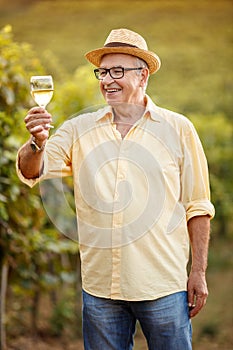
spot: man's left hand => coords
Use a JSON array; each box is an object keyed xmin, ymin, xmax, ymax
[{"xmin": 187, "ymin": 270, "xmax": 208, "ymax": 318}]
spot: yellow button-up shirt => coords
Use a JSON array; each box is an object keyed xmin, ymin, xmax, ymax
[{"xmin": 17, "ymin": 96, "xmax": 215, "ymax": 301}]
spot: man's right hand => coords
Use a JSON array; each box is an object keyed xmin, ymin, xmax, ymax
[{"xmin": 25, "ymin": 107, "xmax": 53, "ymax": 143}]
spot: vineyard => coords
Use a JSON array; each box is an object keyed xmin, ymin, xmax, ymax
[{"xmin": 0, "ymin": 1, "xmax": 232, "ymax": 349}]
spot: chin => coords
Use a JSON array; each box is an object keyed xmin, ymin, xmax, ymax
[{"xmin": 106, "ymin": 98, "xmax": 122, "ymax": 106}]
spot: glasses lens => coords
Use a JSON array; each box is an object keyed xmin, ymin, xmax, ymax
[
  {"xmin": 94, "ymin": 67, "xmax": 125, "ymax": 80},
  {"xmin": 94, "ymin": 69, "xmax": 105, "ymax": 80},
  {"xmin": 110, "ymin": 67, "xmax": 124, "ymax": 79}
]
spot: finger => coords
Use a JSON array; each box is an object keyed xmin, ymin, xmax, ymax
[
  {"xmin": 25, "ymin": 116, "xmax": 51, "ymax": 141},
  {"xmin": 187, "ymin": 288, "xmax": 195, "ymax": 309},
  {"xmin": 25, "ymin": 111, "xmax": 52, "ymax": 124},
  {"xmin": 189, "ymin": 295, "xmax": 207, "ymax": 318},
  {"xmin": 30, "ymin": 124, "xmax": 48, "ymax": 134},
  {"xmin": 26, "ymin": 117, "xmax": 52, "ymax": 131},
  {"xmin": 25, "ymin": 112, "xmax": 52, "ymax": 132},
  {"xmin": 28, "ymin": 106, "xmax": 46, "ymax": 114}
]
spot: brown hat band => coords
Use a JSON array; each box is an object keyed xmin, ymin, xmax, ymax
[{"xmin": 104, "ymin": 42, "xmax": 138, "ymax": 48}]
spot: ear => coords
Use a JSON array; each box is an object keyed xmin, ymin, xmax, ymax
[{"xmin": 140, "ymin": 67, "xmax": 149, "ymax": 88}]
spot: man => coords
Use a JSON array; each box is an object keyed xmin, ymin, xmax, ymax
[{"xmin": 17, "ymin": 28, "xmax": 215, "ymax": 349}]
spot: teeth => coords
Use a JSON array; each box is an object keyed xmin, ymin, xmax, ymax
[{"xmin": 106, "ymin": 89, "xmax": 120, "ymax": 92}]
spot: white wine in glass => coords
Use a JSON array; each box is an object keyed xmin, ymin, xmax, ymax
[{"xmin": 30, "ymin": 75, "xmax": 54, "ymax": 128}]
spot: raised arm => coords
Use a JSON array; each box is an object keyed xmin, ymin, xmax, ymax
[{"xmin": 18, "ymin": 107, "xmax": 53, "ymax": 179}]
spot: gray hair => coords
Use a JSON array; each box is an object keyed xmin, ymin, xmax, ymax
[
  {"xmin": 135, "ymin": 57, "xmax": 149, "ymax": 91},
  {"xmin": 136, "ymin": 57, "xmax": 149, "ymax": 69}
]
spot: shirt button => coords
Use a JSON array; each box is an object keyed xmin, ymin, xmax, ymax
[{"xmin": 118, "ymin": 173, "xmax": 126, "ymax": 180}]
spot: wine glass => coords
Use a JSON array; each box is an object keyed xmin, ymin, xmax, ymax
[{"xmin": 30, "ymin": 75, "xmax": 54, "ymax": 128}]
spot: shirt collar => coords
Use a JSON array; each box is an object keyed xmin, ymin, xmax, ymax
[
  {"xmin": 95, "ymin": 105, "xmax": 113, "ymax": 122},
  {"xmin": 144, "ymin": 95, "xmax": 161, "ymax": 122}
]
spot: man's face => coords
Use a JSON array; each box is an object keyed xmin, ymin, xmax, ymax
[{"xmin": 99, "ymin": 53, "xmax": 148, "ymax": 106}]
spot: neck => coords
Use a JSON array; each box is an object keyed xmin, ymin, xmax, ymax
[{"xmin": 112, "ymin": 97, "xmax": 147, "ymax": 123}]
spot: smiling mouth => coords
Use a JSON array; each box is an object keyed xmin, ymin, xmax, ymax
[{"xmin": 105, "ymin": 88, "xmax": 121, "ymax": 93}]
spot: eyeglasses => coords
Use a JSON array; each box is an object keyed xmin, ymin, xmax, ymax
[{"xmin": 94, "ymin": 66, "xmax": 143, "ymax": 80}]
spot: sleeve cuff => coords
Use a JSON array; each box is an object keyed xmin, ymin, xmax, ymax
[
  {"xmin": 16, "ymin": 150, "xmax": 48, "ymax": 188},
  {"xmin": 186, "ymin": 199, "xmax": 215, "ymax": 222}
]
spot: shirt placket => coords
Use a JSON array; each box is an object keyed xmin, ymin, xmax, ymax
[
  {"xmin": 110, "ymin": 141, "xmax": 128, "ymax": 298},
  {"xmin": 110, "ymin": 118, "xmax": 145, "ymax": 298}
]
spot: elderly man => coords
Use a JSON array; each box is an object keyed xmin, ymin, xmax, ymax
[{"xmin": 17, "ymin": 28, "xmax": 215, "ymax": 350}]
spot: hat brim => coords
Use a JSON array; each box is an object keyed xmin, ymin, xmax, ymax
[{"xmin": 85, "ymin": 47, "xmax": 161, "ymax": 75}]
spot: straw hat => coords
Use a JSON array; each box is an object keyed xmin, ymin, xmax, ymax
[{"xmin": 85, "ymin": 28, "xmax": 161, "ymax": 75}]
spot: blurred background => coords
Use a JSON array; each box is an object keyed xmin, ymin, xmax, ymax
[{"xmin": 0, "ymin": 0, "xmax": 232, "ymax": 349}]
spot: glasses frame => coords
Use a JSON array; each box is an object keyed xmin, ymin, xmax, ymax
[{"xmin": 94, "ymin": 66, "xmax": 144, "ymax": 80}]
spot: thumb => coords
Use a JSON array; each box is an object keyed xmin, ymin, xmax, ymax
[{"xmin": 188, "ymin": 284, "xmax": 195, "ymax": 308}]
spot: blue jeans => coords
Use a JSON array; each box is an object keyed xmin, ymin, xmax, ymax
[{"xmin": 82, "ymin": 290, "xmax": 192, "ymax": 350}]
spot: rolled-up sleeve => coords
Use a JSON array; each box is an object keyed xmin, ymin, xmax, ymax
[{"xmin": 180, "ymin": 121, "xmax": 215, "ymax": 221}]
